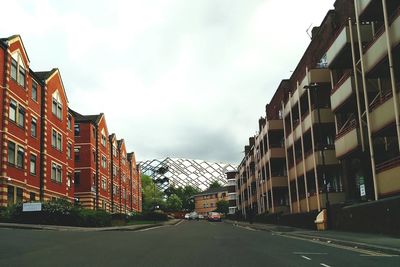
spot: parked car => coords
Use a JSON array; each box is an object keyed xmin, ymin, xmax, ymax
[
  {"xmin": 189, "ymin": 212, "xmax": 199, "ymax": 220},
  {"xmin": 198, "ymin": 214, "xmax": 204, "ymax": 220},
  {"xmin": 184, "ymin": 213, "xmax": 190, "ymax": 220},
  {"xmin": 208, "ymin": 212, "xmax": 222, "ymax": 222}
]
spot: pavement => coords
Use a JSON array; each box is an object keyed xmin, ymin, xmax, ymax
[
  {"xmin": 1, "ymin": 220, "xmax": 399, "ymax": 267},
  {"xmin": 0, "ymin": 219, "xmax": 181, "ymax": 232},
  {"xmin": 224, "ymin": 219, "xmax": 400, "ymax": 255}
]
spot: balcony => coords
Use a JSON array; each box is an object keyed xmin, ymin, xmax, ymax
[
  {"xmin": 267, "ymin": 119, "xmax": 283, "ymax": 130},
  {"xmin": 357, "ymin": 0, "xmax": 372, "ymax": 16},
  {"xmin": 376, "ymin": 157, "xmax": 400, "ymax": 197},
  {"xmin": 369, "ymin": 91, "xmax": 398, "ymax": 133},
  {"xmin": 363, "ymin": 10, "xmax": 400, "ymax": 74},
  {"xmin": 327, "ymin": 25, "xmax": 373, "ymax": 69},
  {"xmin": 331, "ymin": 72, "xmax": 354, "ymax": 111},
  {"xmin": 270, "ymin": 176, "xmax": 288, "ymax": 188},
  {"xmin": 315, "ymin": 149, "xmax": 339, "ymax": 166},
  {"xmin": 267, "ymin": 147, "xmax": 285, "ymax": 160},
  {"xmin": 335, "ymin": 120, "xmax": 360, "ymax": 158}
]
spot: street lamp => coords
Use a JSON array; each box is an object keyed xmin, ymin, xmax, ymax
[{"xmin": 304, "ymin": 83, "xmax": 331, "ymax": 229}]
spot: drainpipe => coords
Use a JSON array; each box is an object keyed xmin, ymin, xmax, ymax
[
  {"xmin": 282, "ymin": 101, "xmax": 293, "ymax": 213},
  {"xmin": 354, "ymin": 0, "xmax": 378, "ymax": 200},
  {"xmin": 382, "ymin": 0, "xmax": 400, "ymax": 152},
  {"xmin": 348, "ymin": 17, "xmax": 366, "ymax": 151}
]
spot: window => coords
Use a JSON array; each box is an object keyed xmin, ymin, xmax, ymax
[
  {"xmin": 7, "ymin": 186, "xmax": 14, "ymax": 205},
  {"xmin": 74, "ymin": 172, "xmax": 80, "ymax": 186},
  {"xmin": 101, "ymin": 155, "xmax": 107, "ymax": 169},
  {"xmin": 74, "ymin": 124, "xmax": 80, "ymax": 136},
  {"xmin": 31, "ymin": 118, "xmax": 37, "ymax": 137},
  {"xmin": 67, "ymin": 143, "xmax": 72, "ymax": 159},
  {"xmin": 16, "ymin": 187, "xmax": 23, "ymax": 203},
  {"xmin": 101, "ymin": 178, "xmax": 107, "ymax": 190},
  {"xmin": 30, "ymin": 154, "xmax": 37, "ymax": 175},
  {"xmin": 211, "ymin": 203, "xmax": 214, "ymax": 208},
  {"xmin": 67, "ymin": 115, "xmax": 72, "ymax": 130},
  {"xmin": 30, "ymin": 192, "xmax": 36, "ymax": 202},
  {"xmin": 18, "ymin": 66, "xmax": 26, "ymax": 87},
  {"xmin": 112, "ymin": 145, "xmax": 117, "ymax": 157},
  {"xmin": 8, "ymin": 141, "xmax": 24, "ymax": 168},
  {"xmin": 10, "ymin": 53, "xmax": 26, "ymax": 87},
  {"xmin": 113, "ymin": 165, "xmax": 117, "ymax": 177},
  {"xmin": 11, "ymin": 58, "xmax": 17, "ymax": 80},
  {"xmin": 52, "ymin": 97, "xmax": 62, "ymax": 120},
  {"xmin": 67, "ymin": 172, "xmax": 72, "ymax": 188},
  {"xmin": 101, "ymin": 134, "xmax": 107, "ymax": 147},
  {"xmin": 9, "ymin": 99, "xmax": 17, "ymax": 122},
  {"xmin": 122, "ymin": 189, "xmax": 126, "ymax": 199},
  {"xmin": 74, "ymin": 147, "xmax": 80, "ymax": 161},
  {"xmin": 51, "ymin": 129, "xmax": 62, "ymax": 151},
  {"xmin": 32, "ymin": 82, "xmax": 38, "ymax": 101},
  {"xmin": 51, "ymin": 163, "xmax": 62, "ymax": 183},
  {"xmin": 9, "ymin": 99, "xmax": 25, "ymax": 127}
]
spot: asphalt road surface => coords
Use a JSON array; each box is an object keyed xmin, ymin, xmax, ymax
[{"xmin": 0, "ymin": 220, "xmax": 399, "ymax": 267}]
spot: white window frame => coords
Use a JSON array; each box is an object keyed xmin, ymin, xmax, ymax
[
  {"xmin": 51, "ymin": 162, "xmax": 62, "ymax": 183},
  {"xmin": 51, "ymin": 128, "xmax": 62, "ymax": 151}
]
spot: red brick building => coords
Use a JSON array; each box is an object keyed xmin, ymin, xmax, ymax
[
  {"xmin": 71, "ymin": 111, "xmax": 111, "ymax": 211},
  {"xmin": 0, "ymin": 34, "xmax": 141, "ymax": 213},
  {"xmin": 128, "ymin": 152, "xmax": 142, "ymax": 212},
  {"xmin": 0, "ymin": 35, "xmax": 74, "ymax": 206}
]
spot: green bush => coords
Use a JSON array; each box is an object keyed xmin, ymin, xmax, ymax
[{"xmin": 75, "ymin": 209, "xmax": 111, "ymax": 227}]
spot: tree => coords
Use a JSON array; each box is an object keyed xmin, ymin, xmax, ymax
[
  {"xmin": 165, "ymin": 185, "xmax": 200, "ymax": 212},
  {"xmin": 215, "ymin": 200, "xmax": 229, "ymax": 215},
  {"xmin": 165, "ymin": 194, "xmax": 183, "ymax": 211},
  {"xmin": 208, "ymin": 181, "xmax": 223, "ymax": 190},
  {"xmin": 141, "ymin": 174, "xmax": 165, "ymax": 212}
]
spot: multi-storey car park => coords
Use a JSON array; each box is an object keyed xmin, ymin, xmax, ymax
[{"xmin": 236, "ymin": 0, "xmax": 400, "ymax": 218}]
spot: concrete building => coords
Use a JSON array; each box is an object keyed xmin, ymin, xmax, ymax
[
  {"xmin": 236, "ymin": 0, "xmax": 400, "ymax": 217},
  {"xmin": 226, "ymin": 171, "xmax": 237, "ymax": 215}
]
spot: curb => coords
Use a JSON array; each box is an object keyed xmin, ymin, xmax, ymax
[
  {"xmin": 0, "ymin": 219, "xmax": 182, "ymax": 232},
  {"xmin": 226, "ymin": 220, "xmax": 400, "ymax": 255}
]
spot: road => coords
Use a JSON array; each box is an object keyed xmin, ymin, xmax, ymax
[{"xmin": 0, "ymin": 220, "xmax": 398, "ymax": 266}]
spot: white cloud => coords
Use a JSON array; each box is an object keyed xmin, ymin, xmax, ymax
[{"xmin": 1, "ymin": 0, "xmax": 335, "ymax": 163}]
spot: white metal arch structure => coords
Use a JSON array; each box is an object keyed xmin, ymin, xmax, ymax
[{"xmin": 139, "ymin": 157, "xmax": 236, "ymax": 191}]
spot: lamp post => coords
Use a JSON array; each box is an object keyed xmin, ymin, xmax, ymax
[{"xmin": 304, "ymin": 83, "xmax": 331, "ymax": 229}]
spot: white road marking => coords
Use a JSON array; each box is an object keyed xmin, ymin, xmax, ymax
[
  {"xmin": 235, "ymin": 225, "xmax": 257, "ymax": 231},
  {"xmin": 174, "ymin": 220, "xmax": 184, "ymax": 226},
  {"xmin": 301, "ymin": 256, "xmax": 311, "ymax": 260},
  {"xmin": 278, "ymin": 233, "xmax": 397, "ymax": 257},
  {"xmin": 320, "ymin": 263, "xmax": 331, "ymax": 267}
]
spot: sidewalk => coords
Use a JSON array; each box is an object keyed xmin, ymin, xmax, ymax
[
  {"xmin": 225, "ymin": 220, "xmax": 400, "ymax": 255},
  {"xmin": 0, "ymin": 219, "xmax": 181, "ymax": 232}
]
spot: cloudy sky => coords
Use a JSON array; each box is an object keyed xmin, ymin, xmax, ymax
[{"xmin": 1, "ymin": 0, "xmax": 335, "ymax": 164}]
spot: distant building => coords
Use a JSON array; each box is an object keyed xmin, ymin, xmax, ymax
[{"xmin": 193, "ymin": 187, "xmax": 229, "ymax": 216}]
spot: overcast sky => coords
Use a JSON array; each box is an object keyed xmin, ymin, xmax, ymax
[{"xmin": 1, "ymin": 0, "xmax": 335, "ymax": 164}]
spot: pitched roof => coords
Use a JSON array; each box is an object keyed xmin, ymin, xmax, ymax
[
  {"xmin": 0, "ymin": 35, "xmax": 30, "ymax": 62},
  {"xmin": 34, "ymin": 69, "xmax": 57, "ymax": 81},
  {"xmin": 69, "ymin": 109, "xmax": 102, "ymax": 124}
]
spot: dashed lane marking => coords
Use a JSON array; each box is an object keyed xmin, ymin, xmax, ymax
[
  {"xmin": 235, "ymin": 225, "xmax": 257, "ymax": 231},
  {"xmin": 136, "ymin": 226, "xmax": 165, "ymax": 232},
  {"xmin": 301, "ymin": 256, "xmax": 311, "ymax": 261},
  {"xmin": 320, "ymin": 263, "xmax": 331, "ymax": 267}
]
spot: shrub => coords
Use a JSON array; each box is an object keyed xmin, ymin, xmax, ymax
[{"xmin": 75, "ymin": 209, "xmax": 111, "ymax": 227}]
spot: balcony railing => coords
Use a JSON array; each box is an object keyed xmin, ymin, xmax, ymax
[
  {"xmin": 336, "ymin": 118, "xmax": 357, "ymax": 139},
  {"xmin": 376, "ymin": 155, "xmax": 400, "ymax": 173}
]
